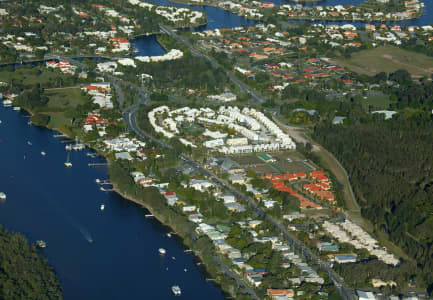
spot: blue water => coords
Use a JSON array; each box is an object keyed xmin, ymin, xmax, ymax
[
  {"xmin": 132, "ymin": 0, "xmax": 431, "ymax": 56},
  {"xmin": 0, "ymin": 108, "xmax": 224, "ymax": 300}
]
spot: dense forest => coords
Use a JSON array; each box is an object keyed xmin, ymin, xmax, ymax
[
  {"xmin": 0, "ymin": 226, "xmax": 63, "ymax": 299},
  {"xmin": 312, "ymin": 112, "xmax": 433, "ymax": 292}
]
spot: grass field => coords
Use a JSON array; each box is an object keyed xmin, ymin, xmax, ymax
[
  {"xmin": 0, "ymin": 66, "xmax": 72, "ymax": 86},
  {"xmin": 42, "ymin": 87, "xmax": 88, "ymax": 130},
  {"xmin": 361, "ymin": 92, "xmax": 392, "ymax": 110},
  {"xmin": 334, "ymin": 45, "xmax": 433, "ymax": 77}
]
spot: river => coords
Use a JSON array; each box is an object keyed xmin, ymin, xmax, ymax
[{"xmin": 0, "ymin": 107, "xmax": 224, "ymax": 299}]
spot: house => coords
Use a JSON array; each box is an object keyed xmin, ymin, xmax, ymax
[
  {"xmin": 182, "ymin": 205, "xmax": 197, "ymax": 213},
  {"xmin": 267, "ymin": 289, "xmax": 295, "ymax": 299},
  {"xmin": 334, "ymin": 254, "xmax": 357, "ymax": 263},
  {"xmin": 356, "ymin": 290, "xmax": 376, "ymax": 300},
  {"xmin": 317, "ymin": 242, "xmax": 340, "ymax": 252},
  {"xmin": 189, "ymin": 179, "xmax": 214, "ymax": 191},
  {"xmin": 229, "ymin": 175, "xmax": 245, "ymax": 185},
  {"xmin": 332, "ymin": 116, "xmax": 346, "ymax": 124}
]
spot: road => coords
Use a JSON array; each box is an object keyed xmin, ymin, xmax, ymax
[
  {"xmin": 159, "ymin": 24, "xmax": 266, "ymax": 105},
  {"xmin": 122, "ymin": 104, "xmax": 355, "ymax": 299}
]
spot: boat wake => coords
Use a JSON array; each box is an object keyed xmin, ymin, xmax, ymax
[{"xmin": 67, "ymin": 216, "xmax": 94, "ymax": 243}]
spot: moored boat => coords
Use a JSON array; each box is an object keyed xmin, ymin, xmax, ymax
[
  {"xmin": 36, "ymin": 240, "xmax": 46, "ymax": 248},
  {"xmin": 172, "ymin": 285, "xmax": 181, "ymax": 296},
  {"xmin": 0, "ymin": 192, "xmax": 6, "ymax": 200},
  {"xmin": 158, "ymin": 248, "xmax": 166, "ymax": 255}
]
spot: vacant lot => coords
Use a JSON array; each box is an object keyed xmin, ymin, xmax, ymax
[
  {"xmin": 45, "ymin": 87, "xmax": 88, "ymax": 108},
  {"xmin": 334, "ymin": 46, "xmax": 433, "ymax": 77},
  {"xmin": 0, "ymin": 66, "xmax": 73, "ymax": 86},
  {"xmin": 42, "ymin": 87, "xmax": 88, "ymax": 130}
]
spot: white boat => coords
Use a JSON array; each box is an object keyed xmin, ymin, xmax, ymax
[
  {"xmin": 95, "ymin": 178, "xmax": 101, "ymax": 184},
  {"xmin": 3, "ymin": 100, "xmax": 12, "ymax": 107},
  {"xmin": 65, "ymin": 152, "xmax": 72, "ymax": 167},
  {"xmin": 41, "ymin": 151, "xmax": 46, "ymax": 156},
  {"xmin": 172, "ymin": 285, "xmax": 181, "ymax": 296},
  {"xmin": 0, "ymin": 192, "xmax": 6, "ymax": 200},
  {"xmin": 36, "ymin": 240, "xmax": 46, "ymax": 248},
  {"xmin": 167, "ymin": 233, "xmax": 172, "ymax": 238},
  {"xmin": 13, "ymin": 106, "xmax": 20, "ymax": 111},
  {"xmin": 72, "ymin": 143, "xmax": 85, "ymax": 151},
  {"xmin": 100, "ymin": 204, "xmax": 105, "ymax": 211},
  {"xmin": 27, "ymin": 141, "xmax": 32, "ymax": 146},
  {"xmin": 65, "ymin": 144, "xmax": 72, "ymax": 151},
  {"xmin": 158, "ymin": 248, "xmax": 166, "ymax": 255},
  {"xmin": 72, "ymin": 137, "xmax": 85, "ymax": 151},
  {"xmin": 0, "ymin": 120, "xmax": 2, "ymax": 124}
]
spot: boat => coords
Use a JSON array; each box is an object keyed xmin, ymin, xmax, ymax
[
  {"xmin": 158, "ymin": 248, "xmax": 166, "ymax": 255},
  {"xmin": 65, "ymin": 144, "xmax": 72, "ymax": 151},
  {"xmin": 167, "ymin": 233, "xmax": 172, "ymax": 238},
  {"xmin": 41, "ymin": 151, "xmax": 46, "ymax": 156},
  {"xmin": 0, "ymin": 192, "xmax": 6, "ymax": 200},
  {"xmin": 64, "ymin": 152, "xmax": 72, "ymax": 167},
  {"xmin": 36, "ymin": 240, "xmax": 46, "ymax": 248},
  {"xmin": 100, "ymin": 204, "xmax": 105, "ymax": 211},
  {"xmin": 171, "ymin": 285, "xmax": 181, "ymax": 296},
  {"xmin": 95, "ymin": 178, "xmax": 101, "ymax": 184},
  {"xmin": 27, "ymin": 141, "xmax": 32, "ymax": 146},
  {"xmin": 3, "ymin": 100, "xmax": 12, "ymax": 107},
  {"xmin": 184, "ymin": 268, "xmax": 187, "ymax": 272},
  {"xmin": 72, "ymin": 137, "xmax": 85, "ymax": 151},
  {"xmin": 172, "ymin": 256, "xmax": 176, "ymax": 260},
  {"xmin": 13, "ymin": 106, "xmax": 20, "ymax": 111}
]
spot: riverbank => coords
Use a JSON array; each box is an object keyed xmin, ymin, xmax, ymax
[
  {"xmin": 109, "ymin": 166, "xmax": 245, "ymax": 299},
  {"xmin": 11, "ymin": 97, "xmax": 244, "ymax": 299}
]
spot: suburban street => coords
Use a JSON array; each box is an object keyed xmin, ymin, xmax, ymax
[{"xmin": 123, "ymin": 103, "xmax": 357, "ymax": 300}]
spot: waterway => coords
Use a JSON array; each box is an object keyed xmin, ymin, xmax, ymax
[
  {"xmin": 131, "ymin": 0, "xmax": 431, "ymax": 56},
  {"xmin": 0, "ymin": 107, "xmax": 224, "ymax": 299}
]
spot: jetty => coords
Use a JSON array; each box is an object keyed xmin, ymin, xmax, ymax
[
  {"xmin": 96, "ymin": 180, "xmax": 112, "ymax": 185},
  {"xmin": 100, "ymin": 187, "xmax": 114, "ymax": 192},
  {"xmin": 88, "ymin": 163, "xmax": 108, "ymax": 167}
]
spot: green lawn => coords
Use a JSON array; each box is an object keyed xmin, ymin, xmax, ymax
[
  {"xmin": 361, "ymin": 92, "xmax": 392, "ymax": 110},
  {"xmin": 334, "ymin": 45, "xmax": 433, "ymax": 77},
  {"xmin": 45, "ymin": 87, "xmax": 88, "ymax": 108},
  {"xmin": 0, "ymin": 66, "xmax": 73, "ymax": 87},
  {"xmin": 43, "ymin": 87, "xmax": 89, "ymax": 130}
]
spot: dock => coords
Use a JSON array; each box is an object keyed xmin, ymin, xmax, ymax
[
  {"xmin": 97, "ymin": 180, "xmax": 112, "ymax": 185},
  {"xmin": 100, "ymin": 187, "xmax": 114, "ymax": 192},
  {"xmin": 88, "ymin": 163, "xmax": 108, "ymax": 167}
]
